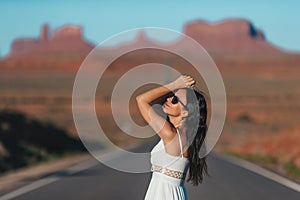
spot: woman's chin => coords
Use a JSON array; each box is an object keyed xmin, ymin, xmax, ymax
[{"xmin": 162, "ymin": 107, "xmax": 168, "ymax": 114}]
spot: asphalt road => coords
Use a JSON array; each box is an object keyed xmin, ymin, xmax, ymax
[{"xmin": 4, "ymin": 140, "xmax": 300, "ymax": 200}]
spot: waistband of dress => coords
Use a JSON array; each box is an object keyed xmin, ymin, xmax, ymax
[{"xmin": 152, "ymin": 172, "xmax": 186, "ymax": 186}]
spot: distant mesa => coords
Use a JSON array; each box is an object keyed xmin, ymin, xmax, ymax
[
  {"xmin": 10, "ymin": 39, "xmax": 38, "ymax": 57},
  {"xmin": 0, "ymin": 19, "xmax": 291, "ymax": 71},
  {"xmin": 10, "ymin": 24, "xmax": 94, "ymax": 57},
  {"xmin": 7, "ymin": 19, "xmax": 285, "ymax": 58},
  {"xmin": 183, "ymin": 18, "xmax": 282, "ymax": 53},
  {"xmin": 1, "ymin": 24, "xmax": 94, "ymax": 71},
  {"xmin": 106, "ymin": 18, "xmax": 285, "ymax": 54}
]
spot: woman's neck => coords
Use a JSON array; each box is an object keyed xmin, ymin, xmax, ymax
[{"xmin": 169, "ymin": 116, "xmax": 184, "ymax": 129}]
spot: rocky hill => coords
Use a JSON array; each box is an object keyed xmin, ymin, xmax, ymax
[
  {"xmin": 10, "ymin": 24, "xmax": 94, "ymax": 57},
  {"xmin": 0, "ymin": 24, "xmax": 94, "ymax": 71},
  {"xmin": 183, "ymin": 18, "xmax": 284, "ymax": 53},
  {"xmin": 0, "ymin": 19, "xmax": 296, "ymax": 72}
]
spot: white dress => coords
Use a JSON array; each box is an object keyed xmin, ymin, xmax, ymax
[{"xmin": 144, "ymin": 130, "xmax": 189, "ymax": 200}]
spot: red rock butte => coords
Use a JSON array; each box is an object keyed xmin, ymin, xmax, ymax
[
  {"xmin": 184, "ymin": 19, "xmax": 283, "ymax": 53},
  {"xmin": 0, "ymin": 19, "xmax": 294, "ymax": 71},
  {"xmin": 98, "ymin": 19, "xmax": 285, "ymax": 54},
  {"xmin": 10, "ymin": 24, "xmax": 94, "ymax": 57},
  {"xmin": 0, "ymin": 24, "xmax": 94, "ymax": 71},
  {"xmin": 7, "ymin": 19, "xmax": 287, "ymax": 57}
]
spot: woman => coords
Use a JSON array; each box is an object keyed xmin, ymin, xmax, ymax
[{"xmin": 136, "ymin": 75, "xmax": 208, "ymax": 200}]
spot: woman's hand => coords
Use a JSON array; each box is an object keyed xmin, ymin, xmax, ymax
[
  {"xmin": 170, "ymin": 75, "xmax": 196, "ymax": 89},
  {"xmin": 136, "ymin": 74, "xmax": 195, "ymax": 141}
]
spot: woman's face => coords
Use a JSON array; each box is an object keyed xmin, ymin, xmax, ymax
[{"xmin": 163, "ymin": 89, "xmax": 187, "ymax": 117}]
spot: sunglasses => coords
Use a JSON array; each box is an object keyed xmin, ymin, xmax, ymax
[{"xmin": 167, "ymin": 93, "xmax": 188, "ymax": 110}]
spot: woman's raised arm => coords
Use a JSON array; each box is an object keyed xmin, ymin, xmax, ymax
[{"xmin": 136, "ymin": 75, "xmax": 195, "ymax": 141}]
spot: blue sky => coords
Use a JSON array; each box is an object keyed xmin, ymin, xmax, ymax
[{"xmin": 0, "ymin": 0, "xmax": 299, "ymax": 56}]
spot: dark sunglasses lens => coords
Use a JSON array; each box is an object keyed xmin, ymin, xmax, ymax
[
  {"xmin": 171, "ymin": 96, "xmax": 179, "ymax": 104},
  {"xmin": 167, "ymin": 92, "xmax": 174, "ymax": 98}
]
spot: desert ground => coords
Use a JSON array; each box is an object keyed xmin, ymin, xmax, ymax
[{"xmin": 0, "ymin": 50, "xmax": 300, "ymax": 182}]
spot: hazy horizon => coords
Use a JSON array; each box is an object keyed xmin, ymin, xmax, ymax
[{"xmin": 0, "ymin": 0, "xmax": 299, "ymax": 57}]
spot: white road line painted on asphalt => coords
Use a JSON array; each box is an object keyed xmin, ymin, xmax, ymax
[
  {"xmin": 0, "ymin": 150, "xmax": 121, "ymax": 200},
  {"xmin": 2, "ymin": 150, "xmax": 300, "ymax": 200},
  {"xmin": 214, "ymin": 153, "xmax": 300, "ymax": 193},
  {"xmin": 0, "ymin": 177, "xmax": 60, "ymax": 200}
]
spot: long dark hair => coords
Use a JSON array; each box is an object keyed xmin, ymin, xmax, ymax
[{"xmin": 184, "ymin": 88, "xmax": 208, "ymax": 186}]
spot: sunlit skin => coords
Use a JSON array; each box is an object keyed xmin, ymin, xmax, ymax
[
  {"xmin": 136, "ymin": 75, "xmax": 195, "ymax": 157},
  {"xmin": 137, "ymin": 75, "xmax": 209, "ymax": 190},
  {"xmin": 163, "ymin": 89, "xmax": 188, "ymax": 128},
  {"xmin": 162, "ymin": 89, "xmax": 189, "ymax": 157}
]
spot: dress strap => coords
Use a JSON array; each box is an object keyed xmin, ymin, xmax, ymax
[
  {"xmin": 176, "ymin": 129, "xmax": 184, "ymax": 158},
  {"xmin": 159, "ymin": 130, "xmax": 186, "ymax": 170}
]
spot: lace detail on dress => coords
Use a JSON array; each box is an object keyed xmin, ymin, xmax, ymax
[{"xmin": 151, "ymin": 165, "xmax": 186, "ymax": 179}]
